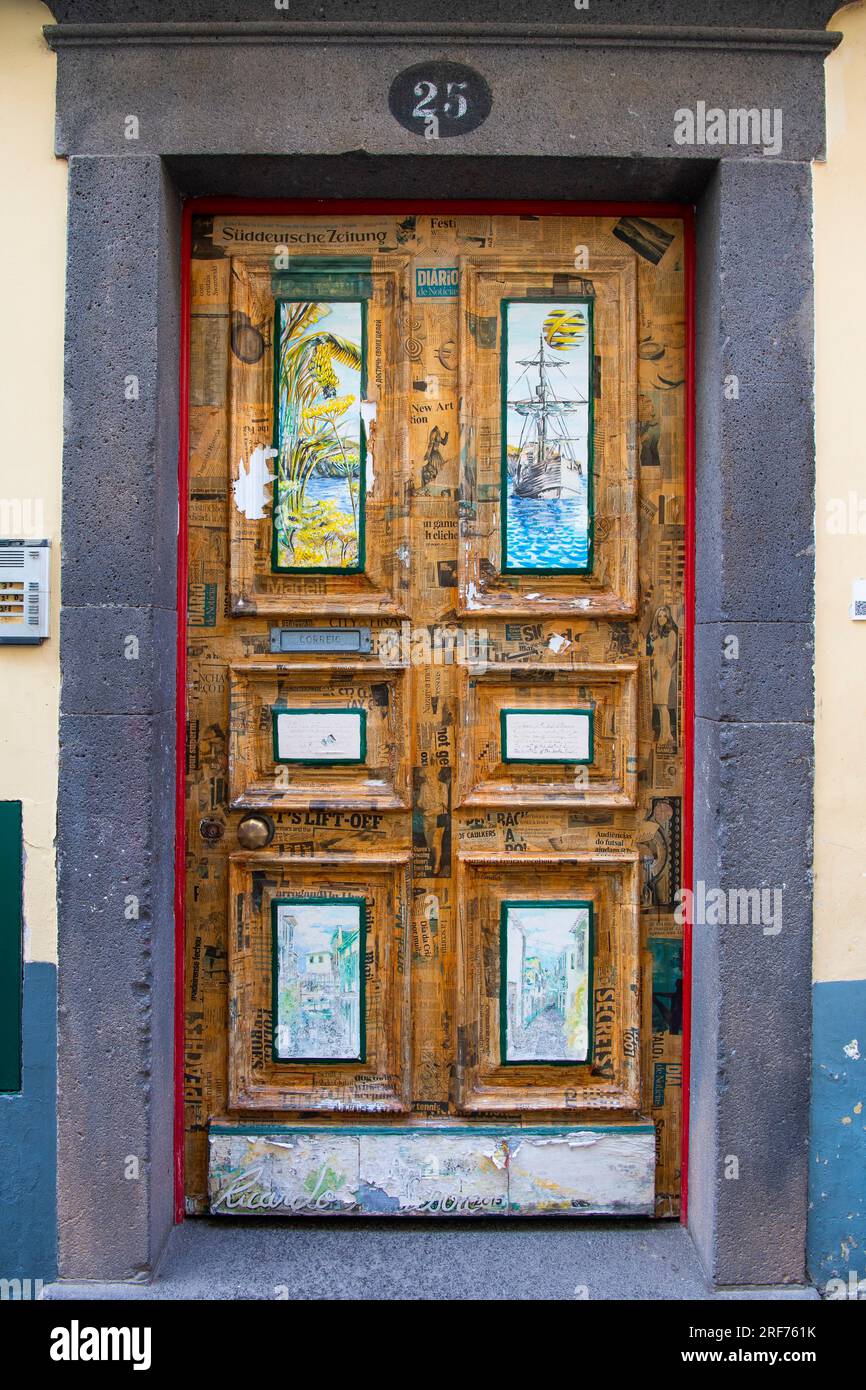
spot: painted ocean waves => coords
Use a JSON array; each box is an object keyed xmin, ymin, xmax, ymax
[
  {"xmin": 273, "ymin": 299, "xmax": 365, "ymax": 571},
  {"xmin": 504, "ymin": 493, "xmax": 589, "ymax": 570},
  {"xmin": 502, "ymin": 300, "xmax": 592, "ymax": 573}
]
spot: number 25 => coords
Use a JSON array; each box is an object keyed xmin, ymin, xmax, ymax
[
  {"xmin": 444, "ymin": 81, "xmax": 468, "ymax": 119},
  {"xmin": 412, "ymin": 80, "xmax": 469, "ymax": 121}
]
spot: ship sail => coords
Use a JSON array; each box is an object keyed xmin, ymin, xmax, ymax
[{"xmin": 507, "ymin": 329, "xmax": 588, "ymax": 500}]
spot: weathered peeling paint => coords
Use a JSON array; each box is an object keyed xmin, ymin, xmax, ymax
[
  {"xmin": 359, "ymin": 1132, "xmax": 509, "ymax": 1215},
  {"xmin": 808, "ymin": 979, "xmax": 866, "ymax": 1287},
  {"xmin": 208, "ymin": 1125, "xmax": 656, "ymax": 1217},
  {"xmin": 360, "ymin": 400, "xmax": 377, "ymax": 490},
  {"xmin": 232, "ymin": 444, "xmax": 276, "ymax": 520},
  {"xmin": 210, "ymin": 1134, "xmax": 358, "ymax": 1215},
  {"xmin": 508, "ymin": 1130, "xmax": 655, "ymax": 1214}
]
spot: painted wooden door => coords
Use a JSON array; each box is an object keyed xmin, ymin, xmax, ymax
[{"xmin": 184, "ymin": 206, "xmax": 689, "ymax": 1218}]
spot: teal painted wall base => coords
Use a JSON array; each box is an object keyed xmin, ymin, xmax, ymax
[
  {"xmin": 808, "ymin": 978, "xmax": 866, "ymax": 1290},
  {"xmin": 0, "ymin": 962, "xmax": 57, "ymax": 1286}
]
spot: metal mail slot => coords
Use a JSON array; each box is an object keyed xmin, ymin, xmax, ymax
[{"xmin": 269, "ymin": 626, "xmax": 372, "ymax": 654}]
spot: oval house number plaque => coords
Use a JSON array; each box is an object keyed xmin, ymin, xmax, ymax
[{"xmin": 389, "ymin": 61, "xmax": 493, "ymax": 139}]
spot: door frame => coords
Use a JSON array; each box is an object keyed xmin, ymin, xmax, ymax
[{"xmin": 174, "ymin": 196, "xmax": 697, "ymax": 1224}]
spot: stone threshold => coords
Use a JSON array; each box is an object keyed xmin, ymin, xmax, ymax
[{"xmin": 43, "ymin": 1221, "xmax": 819, "ymax": 1301}]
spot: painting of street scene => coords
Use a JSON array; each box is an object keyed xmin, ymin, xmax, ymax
[
  {"xmin": 273, "ymin": 899, "xmax": 364, "ymax": 1061},
  {"xmin": 503, "ymin": 301, "xmax": 591, "ymax": 571},
  {"xmin": 502, "ymin": 902, "xmax": 592, "ymax": 1063},
  {"xmin": 273, "ymin": 300, "xmax": 364, "ymax": 570}
]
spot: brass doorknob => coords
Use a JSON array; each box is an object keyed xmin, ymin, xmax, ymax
[{"xmin": 236, "ymin": 813, "xmax": 274, "ymax": 849}]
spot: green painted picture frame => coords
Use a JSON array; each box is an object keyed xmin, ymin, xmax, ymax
[
  {"xmin": 271, "ymin": 895, "xmax": 367, "ymax": 1065},
  {"xmin": 499, "ymin": 706, "xmax": 595, "ymax": 765},
  {"xmin": 498, "ymin": 899, "xmax": 594, "ymax": 1067},
  {"xmin": 270, "ymin": 705, "xmax": 367, "ymax": 766},
  {"xmin": 499, "ymin": 295, "xmax": 595, "ymax": 576},
  {"xmin": 271, "ymin": 289, "xmax": 369, "ymax": 575}
]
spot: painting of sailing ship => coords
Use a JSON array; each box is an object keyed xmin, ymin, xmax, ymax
[
  {"xmin": 273, "ymin": 300, "xmax": 365, "ymax": 571},
  {"xmin": 501, "ymin": 901, "xmax": 592, "ymax": 1064},
  {"xmin": 272, "ymin": 899, "xmax": 364, "ymax": 1061},
  {"xmin": 502, "ymin": 300, "xmax": 592, "ymax": 572}
]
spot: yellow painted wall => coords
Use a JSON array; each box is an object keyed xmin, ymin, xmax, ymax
[
  {"xmin": 0, "ymin": 1, "xmax": 64, "ymax": 966},
  {"xmin": 813, "ymin": 2, "xmax": 866, "ymax": 985},
  {"xmin": 0, "ymin": 0, "xmax": 862, "ymax": 985}
]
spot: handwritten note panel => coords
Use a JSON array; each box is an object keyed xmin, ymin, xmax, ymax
[
  {"xmin": 501, "ymin": 708, "xmax": 593, "ymax": 764},
  {"xmin": 273, "ymin": 708, "xmax": 365, "ymax": 764}
]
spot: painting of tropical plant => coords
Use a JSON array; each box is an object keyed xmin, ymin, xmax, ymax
[{"xmin": 273, "ymin": 300, "xmax": 364, "ymax": 569}]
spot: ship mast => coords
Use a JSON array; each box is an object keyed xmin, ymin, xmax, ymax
[
  {"xmin": 537, "ymin": 332, "xmax": 548, "ymax": 463},
  {"xmin": 510, "ymin": 331, "xmax": 587, "ymax": 479}
]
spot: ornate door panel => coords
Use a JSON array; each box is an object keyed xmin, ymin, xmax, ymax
[{"xmin": 184, "ymin": 207, "xmax": 689, "ymax": 1218}]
